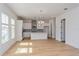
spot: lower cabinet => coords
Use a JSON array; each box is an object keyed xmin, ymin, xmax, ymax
[{"xmin": 23, "ymin": 32, "xmax": 31, "ymax": 38}]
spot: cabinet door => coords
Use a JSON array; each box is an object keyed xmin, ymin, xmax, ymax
[
  {"xmin": 23, "ymin": 32, "xmax": 30, "ymax": 37},
  {"xmin": 23, "ymin": 23, "xmax": 31, "ymax": 29}
]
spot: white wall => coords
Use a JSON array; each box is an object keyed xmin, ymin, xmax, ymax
[
  {"xmin": 52, "ymin": 18, "xmax": 56, "ymax": 38},
  {"xmin": 56, "ymin": 6, "xmax": 79, "ymax": 48},
  {"xmin": 0, "ymin": 4, "xmax": 17, "ymax": 55},
  {"xmin": 49, "ymin": 18, "xmax": 56, "ymax": 38},
  {"xmin": 49, "ymin": 20, "xmax": 52, "ymax": 37}
]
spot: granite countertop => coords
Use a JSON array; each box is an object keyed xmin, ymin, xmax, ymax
[{"xmin": 23, "ymin": 29, "xmax": 44, "ymax": 32}]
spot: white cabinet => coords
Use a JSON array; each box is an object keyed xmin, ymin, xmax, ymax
[
  {"xmin": 23, "ymin": 23, "xmax": 32, "ymax": 29},
  {"xmin": 23, "ymin": 32, "xmax": 31, "ymax": 38},
  {"xmin": 31, "ymin": 32, "xmax": 47, "ymax": 40},
  {"xmin": 23, "ymin": 23, "xmax": 31, "ymax": 38},
  {"xmin": 15, "ymin": 20, "xmax": 23, "ymax": 41}
]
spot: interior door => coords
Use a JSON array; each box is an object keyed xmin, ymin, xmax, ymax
[{"xmin": 61, "ymin": 19, "xmax": 65, "ymax": 42}]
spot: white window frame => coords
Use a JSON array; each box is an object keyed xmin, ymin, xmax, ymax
[
  {"xmin": 0, "ymin": 12, "xmax": 16, "ymax": 44},
  {"xmin": 1, "ymin": 12, "xmax": 10, "ymax": 44}
]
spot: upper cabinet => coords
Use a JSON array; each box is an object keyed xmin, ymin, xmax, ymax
[{"xmin": 23, "ymin": 23, "xmax": 32, "ymax": 29}]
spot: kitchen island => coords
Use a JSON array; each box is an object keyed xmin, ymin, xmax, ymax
[{"xmin": 31, "ymin": 32, "xmax": 48, "ymax": 40}]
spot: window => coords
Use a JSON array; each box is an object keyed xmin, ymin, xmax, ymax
[
  {"xmin": 0, "ymin": 12, "xmax": 16, "ymax": 44},
  {"xmin": 11, "ymin": 18, "xmax": 15, "ymax": 25},
  {"xmin": 11, "ymin": 18, "xmax": 15, "ymax": 39},
  {"xmin": 1, "ymin": 13, "xmax": 9, "ymax": 43}
]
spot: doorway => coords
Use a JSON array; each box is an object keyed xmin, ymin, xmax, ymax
[{"xmin": 61, "ymin": 19, "xmax": 65, "ymax": 43}]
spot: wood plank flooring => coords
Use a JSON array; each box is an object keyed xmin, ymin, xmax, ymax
[{"xmin": 3, "ymin": 39, "xmax": 79, "ymax": 56}]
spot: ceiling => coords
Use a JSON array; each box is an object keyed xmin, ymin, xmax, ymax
[{"xmin": 6, "ymin": 3, "xmax": 79, "ymax": 20}]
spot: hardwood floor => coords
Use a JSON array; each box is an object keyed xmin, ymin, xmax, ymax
[{"xmin": 3, "ymin": 38, "xmax": 79, "ymax": 56}]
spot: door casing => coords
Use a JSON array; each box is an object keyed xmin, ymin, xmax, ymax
[{"xmin": 61, "ymin": 19, "xmax": 65, "ymax": 43}]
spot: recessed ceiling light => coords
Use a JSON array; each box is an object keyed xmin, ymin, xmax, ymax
[
  {"xmin": 40, "ymin": 10, "xmax": 43, "ymax": 12},
  {"xmin": 64, "ymin": 8, "xmax": 68, "ymax": 10}
]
